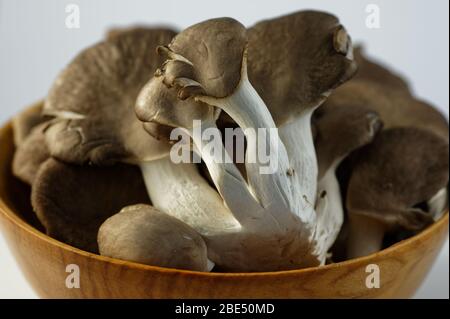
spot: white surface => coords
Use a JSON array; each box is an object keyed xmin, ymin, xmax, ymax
[{"xmin": 0, "ymin": 0, "xmax": 448, "ymax": 299}]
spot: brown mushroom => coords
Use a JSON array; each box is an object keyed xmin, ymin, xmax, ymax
[
  {"xmin": 244, "ymin": 12, "xmax": 357, "ymax": 216},
  {"xmin": 346, "ymin": 127, "xmax": 449, "ymax": 258},
  {"xmin": 98, "ymin": 204, "xmax": 211, "ymax": 272},
  {"xmin": 32, "ymin": 159, "xmax": 150, "ymax": 253}
]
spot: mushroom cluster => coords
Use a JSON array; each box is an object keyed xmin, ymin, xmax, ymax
[{"xmin": 12, "ymin": 11, "xmax": 449, "ymax": 272}]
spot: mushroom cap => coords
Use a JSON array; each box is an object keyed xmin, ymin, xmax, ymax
[
  {"xmin": 135, "ymin": 75, "xmax": 218, "ymax": 129},
  {"xmin": 12, "ymin": 123, "xmax": 50, "ymax": 185},
  {"xmin": 12, "ymin": 100, "xmax": 46, "ymax": 147},
  {"xmin": 158, "ymin": 17, "xmax": 247, "ymax": 99},
  {"xmin": 135, "ymin": 18, "xmax": 245, "ymax": 131},
  {"xmin": 98, "ymin": 204, "xmax": 209, "ymax": 271},
  {"xmin": 43, "ymin": 28, "xmax": 177, "ymax": 165},
  {"xmin": 347, "ymin": 127, "xmax": 449, "ymax": 231},
  {"xmin": 31, "ymin": 159, "xmax": 150, "ymax": 253},
  {"xmin": 314, "ymin": 103, "xmax": 383, "ymax": 177},
  {"xmin": 247, "ymin": 10, "xmax": 358, "ymax": 126}
]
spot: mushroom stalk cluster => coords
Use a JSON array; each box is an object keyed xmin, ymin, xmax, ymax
[{"xmin": 136, "ymin": 14, "xmax": 358, "ymax": 271}]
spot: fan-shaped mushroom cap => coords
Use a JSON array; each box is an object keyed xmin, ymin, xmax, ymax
[
  {"xmin": 347, "ymin": 127, "xmax": 449, "ymax": 231},
  {"xmin": 314, "ymin": 103, "xmax": 382, "ymax": 177},
  {"xmin": 31, "ymin": 159, "xmax": 150, "ymax": 253},
  {"xmin": 12, "ymin": 123, "xmax": 50, "ymax": 185},
  {"xmin": 12, "ymin": 100, "xmax": 46, "ymax": 146},
  {"xmin": 136, "ymin": 17, "xmax": 245, "ymax": 131},
  {"xmin": 43, "ymin": 28, "xmax": 177, "ymax": 165},
  {"xmin": 98, "ymin": 204, "xmax": 210, "ymax": 272},
  {"xmin": 247, "ymin": 10, "xmax": 357, "ymax": 126},
  {"xmin": 157, "ymin": 17, "xmax": 247, "ymax": 100}
]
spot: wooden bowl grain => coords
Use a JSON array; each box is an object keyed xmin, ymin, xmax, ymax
[{"xmin": 0, "ymin": 112, "xmax": 448, "ymax": 299}]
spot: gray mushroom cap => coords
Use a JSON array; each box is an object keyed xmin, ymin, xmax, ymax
[
  {"xmin": 98, "ymin": 204, "xmax": 210, "ymax": 272},
  {"xmin": 31, "ymin": 159, "xmax": 150, "ymax": 253},
  {"xmin": 136, "ymin": 18, "xmax": 245, "ymax": 130},
  {"xmin": 157, "ymin": 17, "xmax": 247, "ymax": 99},
  {"xmin": 247, "ymin": 10, "xmax": 358, "ymax": 126},
  {"xmin": 43, "ymin": 28, "xmax": 177, "ymax": 165},
  {"xmin": 347, "ymin": 127, "xmax": 449, "ymax": 230}
]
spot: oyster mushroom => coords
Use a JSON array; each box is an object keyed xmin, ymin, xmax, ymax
[
  {"xmin": 136, "ymin": 13, "xmax": 356, "ymax": 271},
  {"xmin": 346, "ymin": 128, "xmax": 449, "ymax": 258},
  {"xmin": 312, "ymin": 103, "xmax": 382, "ymax": 261},
  {"xmin": 32, "ymin": 158, "xmax": 150, "ymax": 253},
  {"xmin": 98, "ymin": 204, "xmax": 211, "ymax": 272},
  {"xmin": 247, "ymin": 11, "xmax": 357, "ymax": 214}
]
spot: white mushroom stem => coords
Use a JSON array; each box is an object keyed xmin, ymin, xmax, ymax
[
  {"xmin": 313, "ymin": 160, "xmax": 345, "ymax": 263},
  {"xmin": 428, "ymin": 187, "xmax": 448, "ymax": 221},
  {"xmin": 139, "ymin": 158, "xmax": 240, "ymax": 237},
  {"xmin": 347, "ymin": 214, "xmax": 386, "ymax": 259},
  {"xmin": 185, "ymin": 121, "xmax": 263, "ymax": 226},
  {"xmin": 278, "ymin": 110, "xmax": 318, "ymax": 224},
  {"xmin": 197, "ymin": 67, "xmax": 300, "ymax": 221}
]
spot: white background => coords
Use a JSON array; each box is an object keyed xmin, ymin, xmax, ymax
[{"xmin": 0, "ymin": 0, "xmax": 448, "ymax": 298}]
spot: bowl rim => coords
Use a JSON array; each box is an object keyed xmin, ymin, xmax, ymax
[{"xmin": 0, "ymin": 120, "xmax": 448, "ymax": 278}]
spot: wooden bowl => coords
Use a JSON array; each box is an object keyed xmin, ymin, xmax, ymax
[{"xmin": 0, "ymin": 114, "xmax": 448, "ymax": 299}]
